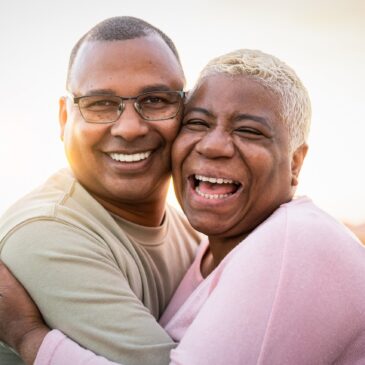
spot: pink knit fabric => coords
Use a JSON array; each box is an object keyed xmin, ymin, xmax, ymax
[{"xmin": 35, "ymin": 197, "xmax": 365, "ymax": 365}]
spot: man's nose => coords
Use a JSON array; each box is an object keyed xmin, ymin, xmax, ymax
[
  {"xmin": 195, "ymin": 127, "xmax": 235, "ymax": 159},
  {"xmin": 110, "ymin": 101, "xmax": 149, "ymax": 141}
]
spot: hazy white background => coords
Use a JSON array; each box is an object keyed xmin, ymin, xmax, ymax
[{"xmin": 0, "ymin": 0, "xmax": 364, "ymax": 223}]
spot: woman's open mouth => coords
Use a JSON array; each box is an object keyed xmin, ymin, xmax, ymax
[{"xmin": 189, "ymin": 174, "xmax": 242, "ymax": 200}]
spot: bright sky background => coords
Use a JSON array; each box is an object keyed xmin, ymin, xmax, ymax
[{"xmin": 0, "ymin": 0, "xmax": 364, "ymax": 223}]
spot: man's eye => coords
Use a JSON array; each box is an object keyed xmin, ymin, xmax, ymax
[
  {"xmin": 140, "ymin": 96, "xmax": 167, "ymax": 105},
  {"xmin": 145, "ymin": 96, "xmax": 164, "ymax": 103},
  {"xmin": 85, "ymin": 99, "xmax": 119, "ymax": 109},
  {"xmin": 139, "ymin": 96, "xmax": 170, "ymax": 110}
]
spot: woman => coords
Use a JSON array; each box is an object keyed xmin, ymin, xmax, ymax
[{"xmin": 1, "ymin": 49, "xmax": 365, "ymax": 364}]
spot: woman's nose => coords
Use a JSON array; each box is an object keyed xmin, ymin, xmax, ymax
[{"xmin": 195, "ymin": 127, "xmax": 235, "ymax": 159}]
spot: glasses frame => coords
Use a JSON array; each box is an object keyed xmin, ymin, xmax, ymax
[{"xmin": 68, "ymin": 90, "xmax": 185, "ymax": 124}]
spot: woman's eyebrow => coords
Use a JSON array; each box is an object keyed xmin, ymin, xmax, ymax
[
  {"xmin": 235, "ymin": 113, "xmax": 270, "ymax": 126},
  {"xmin": 184, "ymin": 107, "xmax": 214, "ymax": 118},
  {"xmin": 184, "ymin": 108, "xmax": 272, "ymax": 129}
]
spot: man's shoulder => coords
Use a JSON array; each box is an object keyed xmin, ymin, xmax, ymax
[
  {"xmin": 0, "ymin": 169, "xmax": 70, "ymax": 231},
  {"xmin": 0, "ymin": 169, "xmax": 109, "ymax": 242}
]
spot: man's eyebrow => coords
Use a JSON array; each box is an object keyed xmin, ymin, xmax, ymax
[
  {"xmin": 81, "ymin": 85, "xmax": 180, "ymax": 97},
  {"xmin": 83, "ymin": 89, "xmax": 116, "ymax": 96},
  {"xmin": 139, "ymin": 84, "xmax": 180, "ymax": 93}
]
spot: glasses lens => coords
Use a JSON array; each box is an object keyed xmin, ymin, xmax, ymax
[
  {"xmin": 78, "ymin": 95, "xmax": 122, "ymax": 123},
  {"xmin": 136, "ymin": 91, "xmax": 182, "ymax": 120}
]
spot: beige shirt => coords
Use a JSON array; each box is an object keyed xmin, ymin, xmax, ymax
[{"xmin": 0, "ymin": 169, "xmax": 201, "ymax": 365}]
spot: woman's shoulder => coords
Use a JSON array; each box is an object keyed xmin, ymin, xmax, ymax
[{"xmin": 225, "ymin": 196, "xmax": 365, "ymax": 283}]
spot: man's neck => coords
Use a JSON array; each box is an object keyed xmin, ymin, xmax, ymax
[{"xmin": 92, "ymin": 194, "xmax": 167, "ymax": 227}]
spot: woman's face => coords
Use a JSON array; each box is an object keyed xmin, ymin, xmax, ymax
[{"xmin": 172, "ymin": 74, "xmax": 306, "ymax": 242}]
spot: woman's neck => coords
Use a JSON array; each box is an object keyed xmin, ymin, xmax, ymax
[{"xmin": 201, "ymin": 234, "xmax": 247, "ymax": 277}]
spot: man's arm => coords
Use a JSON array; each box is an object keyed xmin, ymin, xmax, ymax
[
  {"xmin": 1, "ymin": 220, "xmax": 175, "ymax": 365},
  {"xmin": 0, "ymin": 261, "xmax": 122, "ymax": 365},
  {"xmin": 0, "ymin": 261, "xmax": 49, "ymax": 365}
]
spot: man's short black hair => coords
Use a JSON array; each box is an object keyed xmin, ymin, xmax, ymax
[{"xmin": 67, "ymin": 16, "xmax": 182, "ymax": 88}]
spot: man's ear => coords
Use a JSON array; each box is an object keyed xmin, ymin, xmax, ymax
[
  {"xmin": 59, "ymin": 96, "xmax": 68, "ymax": 141},
  {"xmin": 291, "ymin": 143, "xmax": 308, "ymax": 186}
]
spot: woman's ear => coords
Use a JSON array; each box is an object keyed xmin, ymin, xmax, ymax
[{"xmin": 291, "ymin": 143, "xmax": 308, "ymax": 186}]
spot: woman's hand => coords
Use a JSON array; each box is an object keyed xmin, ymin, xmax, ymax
[{"xmin": 0, "ymin": 261, "xmax": 50, "ymax": 364}]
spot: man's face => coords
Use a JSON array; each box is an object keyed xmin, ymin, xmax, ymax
[
  {"xmin": 172, "ymin": 74, "xmax": 306, "ymax": 242},
  {"xmin": 61, "ymin": 35, "xmax": 185, "ymax": 210}
]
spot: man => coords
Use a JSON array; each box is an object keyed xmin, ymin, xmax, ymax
[{"xmin": 0, "ymin": 17, "xmax": 201, "ymax": 365}]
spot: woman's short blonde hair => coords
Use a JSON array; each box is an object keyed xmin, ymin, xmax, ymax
[{"xmin": 196, "ymin": 49, "xmax": 311, "ymax": 151}]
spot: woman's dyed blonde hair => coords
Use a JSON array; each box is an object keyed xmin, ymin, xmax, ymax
[{"xmin": 196, "ymin": 49, "xmax": 311, "ymax": 151}]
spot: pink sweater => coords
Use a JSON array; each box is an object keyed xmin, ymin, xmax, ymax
[{"xmin": 35, "ymin": 197, "xmax": 365, "ymax": 364}]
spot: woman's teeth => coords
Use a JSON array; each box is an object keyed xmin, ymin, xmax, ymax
[
  {"xmin": 194, "ymin": 174, "xmax": 241, "ymax": 200},
  {"xmin": 195, "ymin": 175, "xmax": 237, "ymax": 184},
  {"xmin": 195, "ymin": 186, "xmax": 231, "ymax": 199}
]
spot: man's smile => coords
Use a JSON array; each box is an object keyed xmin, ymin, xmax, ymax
[{"xmin": 108, "ymin": 151, "xmax": 152, "ymax": 163}]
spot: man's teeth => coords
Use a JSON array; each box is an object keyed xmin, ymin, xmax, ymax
[
  {"xmin": 195, "ymin": 175, "xmax": 238, "ymax": 185},
  {"xmin": 109, "ymin": 151, "xmax": 152, "ymax": 162},
  {"xmin": 195, "ymin": 186, "xmax": 231, "ymax": 200}
]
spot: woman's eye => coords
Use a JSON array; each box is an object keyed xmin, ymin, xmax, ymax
[
  {"xmin": 182, "ymin": 119, "xmax": 209, "ymax": 130},
  {"xmin": 236, "ymin": 127, "xmax": 263, "ymax": 136}
]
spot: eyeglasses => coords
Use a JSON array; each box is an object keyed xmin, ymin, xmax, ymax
[{"xmin": 69, "ymin": 90, "xmax": 185, "ymax": 124}]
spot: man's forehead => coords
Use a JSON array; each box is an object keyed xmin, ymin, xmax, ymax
[
  {"xmin": 72, "ymin": 36, "xmax": 179, "ymax": 71},
  {"xmin": 68, "ymin": 37, "xmax": 185, "ymax": 95}
]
